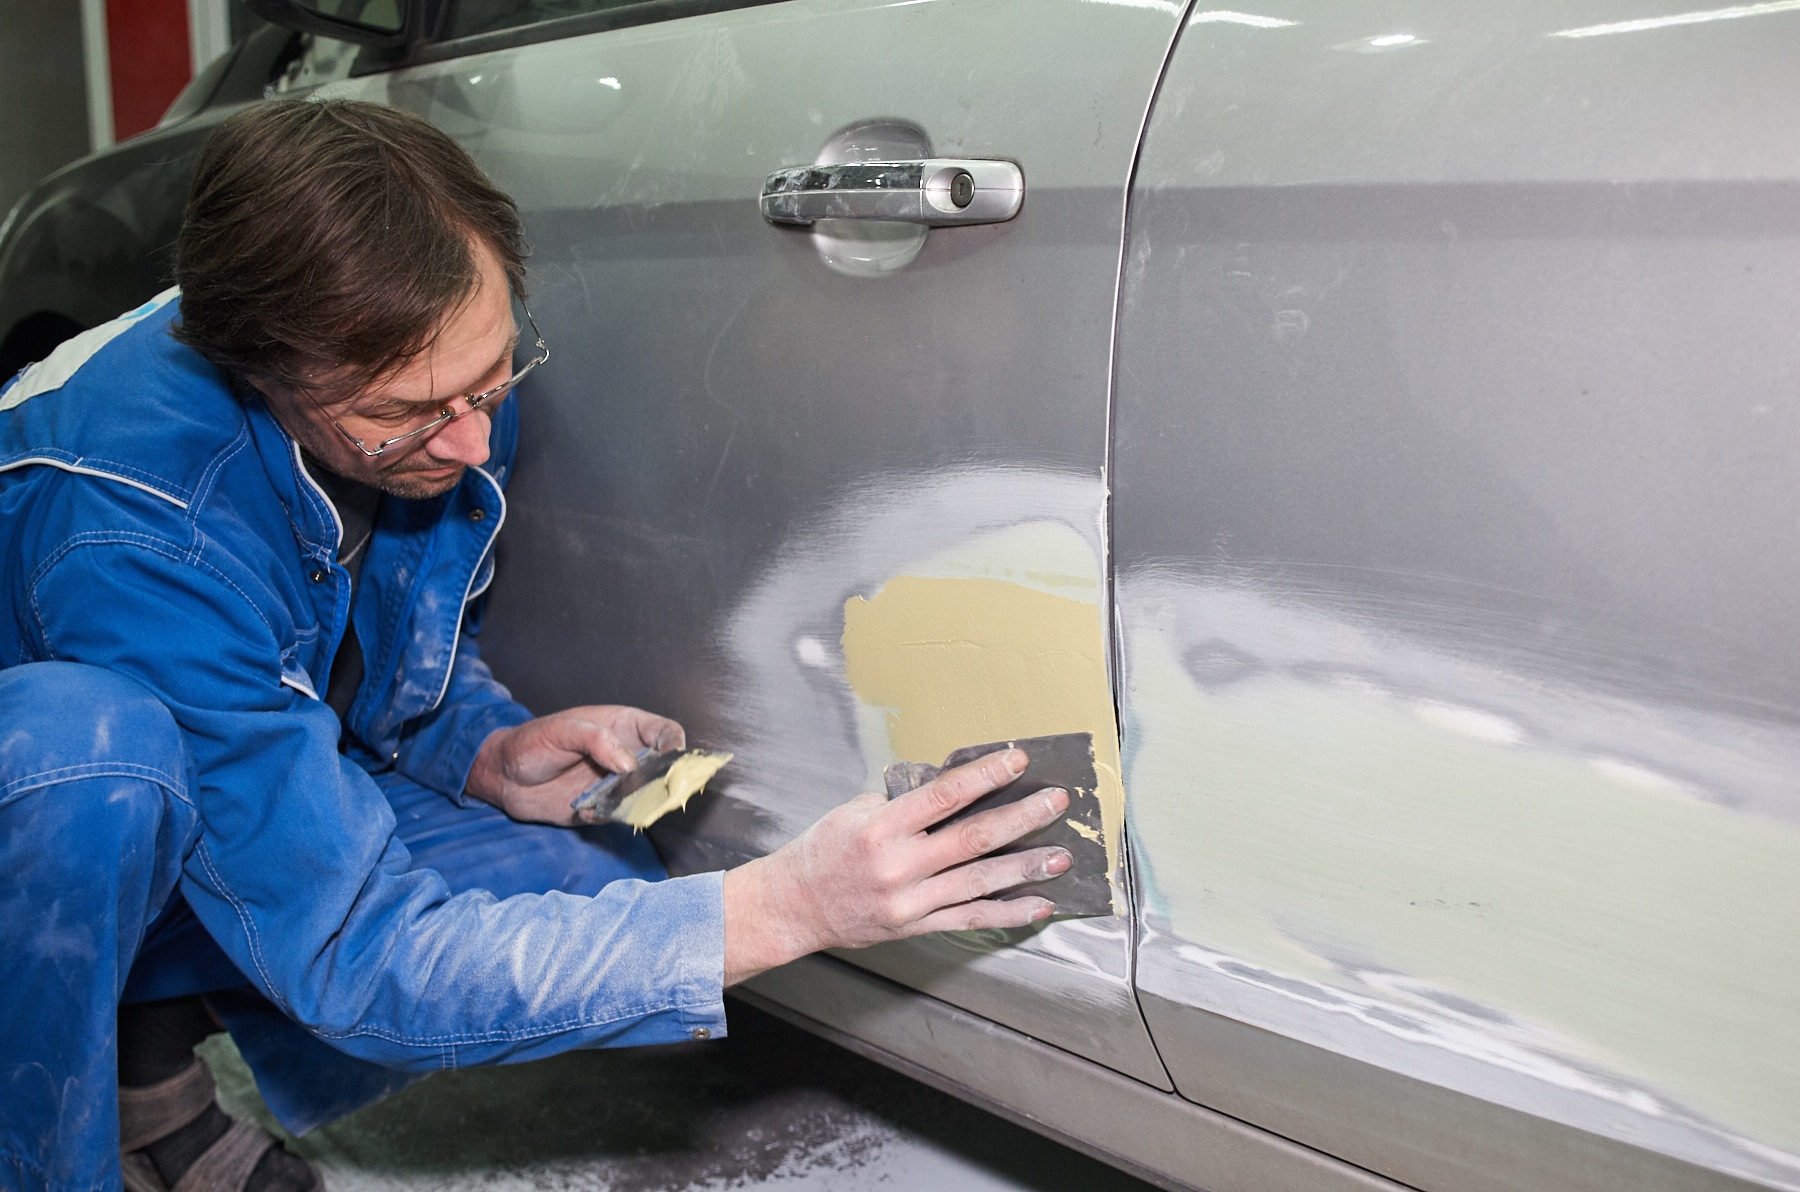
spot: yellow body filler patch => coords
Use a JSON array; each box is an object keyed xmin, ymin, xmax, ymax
[{"xmin": 841, "ymin": 575, "xmax": 1124, "ymax": 911}]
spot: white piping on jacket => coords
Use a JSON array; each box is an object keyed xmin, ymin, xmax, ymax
[
  {"xmin": 287, "ymin": 444, "xmax": 344, "ymax": 702},
  {"xmin": 291, "ymin": 443, "xmax": 345, "ymax": 553},
  {"xmin": 430, "ymin": 464, "xmax": 506, "ymax": 713},
  {"xmin": 0, "ymin": 290, "xmax": 190, "ymax": 504},
  {"xmin": 0, "ymin": 286, "xmax": 180, "ymax": 412},
  {"xmin": 280, "ymin": 672, "xmax": 321, "ymax": 701},
  {"xmin": 0, "ymin": 456, "xmax": 190, "ymax": 509},
  {"xmin": 467, "ymin": 532, "xmax": 499, "ymax": 603}
]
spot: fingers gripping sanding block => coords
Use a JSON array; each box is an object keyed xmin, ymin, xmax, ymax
[{"xmin": 883, "ymin": 732, "xmax": 1114, "ymax": 918}]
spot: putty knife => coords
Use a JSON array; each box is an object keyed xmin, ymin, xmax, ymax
[
  {"xmin": 572, "ymin": 747, "xmax": 680, "ymax": 822},
  {"xmin": 883, "ymin": 732, "xmax": 1114, "ymax": 918}
]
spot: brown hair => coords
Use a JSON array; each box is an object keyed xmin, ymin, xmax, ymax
[{"xmin": 173, "ymin": 97, "xmax": 526, "ymax": 397}]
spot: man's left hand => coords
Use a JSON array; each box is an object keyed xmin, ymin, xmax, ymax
[{"xmin": 466, "ymin": 706, "xmax": 686, "ymax": 825}]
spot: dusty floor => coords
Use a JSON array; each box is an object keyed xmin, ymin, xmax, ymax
[{"xmin": 204, "ymin": 1000, "xmax": 1158, "ymax": 1191}]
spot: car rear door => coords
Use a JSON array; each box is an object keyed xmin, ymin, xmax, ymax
[
  {"xmin": 1113, "ymin": 3, "xmax": 1800, "ymax": 1190},
  {"xmin": 332, "ymin": 0, "xmax": 1187, "ymax": 1086}
]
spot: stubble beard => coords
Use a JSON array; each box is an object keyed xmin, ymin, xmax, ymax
[
  {"xmin": 292, "ymin": 416, "xmax": 465, "ymax": 500},
  {"xmin": 268, "ymin": 389, "xmax": 471, "ymax": 501},
  {"xmin": 375, "ymin": 459, "xmax": 466, "ymax": 500}
]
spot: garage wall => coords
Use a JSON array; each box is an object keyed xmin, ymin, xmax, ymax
[
  {"xmin": 0, "ymin": 1, "xmax": 92, "ymax": 222},
  {"xmin": 104, "ymin": 0, "xmax": 195, "ymax": 142}
]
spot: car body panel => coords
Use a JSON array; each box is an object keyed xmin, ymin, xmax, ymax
[
  {"xmin": 12, "ymin": 0, "xmax": 1800, "ymax": 1184},
  {"xmin": 0, "ymin": 25, "xmax": 297, "ymax": 377},
  {"xmin": 307, "ymin": 0, "xmax": 1186, "ymax": 1087},
  {"xmin": 0, "ymin": 130, "xmax": 199, "ymax": 371},
  {"xmin": 738, "ymin": 953, "xmax": 1413, "ymax": 1192},
  {"xmin": 1113, "ymin": 2, "xmax": 1800, "ymax": 1188}
]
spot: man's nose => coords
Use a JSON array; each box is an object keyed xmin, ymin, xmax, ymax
[{"xmin": 430, "ymin": 406, "xmax": 492, "ymax": 468}]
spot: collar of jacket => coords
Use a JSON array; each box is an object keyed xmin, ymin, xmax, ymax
[{"xmin": 238, "ymin": 360, "xmax": 509, "ymax": 757}]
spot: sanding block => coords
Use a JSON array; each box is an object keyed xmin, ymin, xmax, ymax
[{"xmin": 884, "ymin": 732, "xmax": 1114, "ymax": 918}]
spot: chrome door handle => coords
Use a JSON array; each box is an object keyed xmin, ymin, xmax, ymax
[{"xmin": 760, "ymin": 159, "xmax": 1024, "ymax": 227}]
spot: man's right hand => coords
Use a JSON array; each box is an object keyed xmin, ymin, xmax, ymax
[{"xmin": 720, "ymin": 748, "xmax": 1072, "ymax": 985}]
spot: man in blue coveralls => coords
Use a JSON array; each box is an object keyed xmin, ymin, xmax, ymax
[{"xmin": 0, "ymin": 99, "xmax": 1073, "ymax": 1192}]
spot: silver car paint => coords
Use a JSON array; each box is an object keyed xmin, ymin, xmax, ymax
[
  {"xmin": 1115, "ymin": 1, "xmax": 1800, "ymax": 1188},
  {"xmin": 308, "ymin": 0, "xmax": 1187, "ymax": 1088},
  {"xmin": 8, "ymin": 0, "xmax": 1793, "ymax": 1183}
]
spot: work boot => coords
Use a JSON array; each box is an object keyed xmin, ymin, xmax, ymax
[{"xmin": 117, "ymin": 997, "xmax": 321, "ymax": 1192}]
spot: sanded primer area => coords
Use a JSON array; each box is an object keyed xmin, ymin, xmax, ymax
[
  {"xmin": 839, "ymin": 555, "xmax": 1125, "ymax": 914},
  {"xmin": 1124, "ymin": 579, "xmax": 1800, "ymax": 1176}
]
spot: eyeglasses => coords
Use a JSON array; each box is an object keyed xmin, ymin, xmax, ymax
[{"xmin": 334, "ymin": 305, "xmax": 549, "ymax": 459}]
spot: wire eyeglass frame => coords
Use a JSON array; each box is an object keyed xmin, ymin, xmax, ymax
[{"xmin": 334, "ymin": 304, "xmax": 549, "ymax": 459}]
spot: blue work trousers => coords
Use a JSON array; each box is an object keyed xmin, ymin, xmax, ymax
[{"xmin": 0, "ymin": 662, "xmax": 665, "ymax": 1192}]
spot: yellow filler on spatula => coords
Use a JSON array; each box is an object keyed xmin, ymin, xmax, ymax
[{"xmin": 572, "ymin": 747, "xmax": 733, "ymax": 830}]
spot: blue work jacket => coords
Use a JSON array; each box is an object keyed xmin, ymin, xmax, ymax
[{"xmin": 0, "ymin": 292, "xmax": 726, "ymax": 1069}]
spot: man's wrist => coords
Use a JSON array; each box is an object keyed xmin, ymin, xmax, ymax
[
  {"xmin": 721, "ymin": 857, "xmax": 818, "ymax": 986},
  {"xmin": 463, "ymin": 724, "xmax": 513, "ymax": 805}
]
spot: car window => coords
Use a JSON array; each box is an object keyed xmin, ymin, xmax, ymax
[{"xmin": 446, "ymin": 0, "xmax": 705, "ymax": 40}]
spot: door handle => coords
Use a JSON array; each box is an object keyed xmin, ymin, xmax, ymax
[{"xmin": 760, "ymin": 159, "xmax": 1023, "ymax": 227}]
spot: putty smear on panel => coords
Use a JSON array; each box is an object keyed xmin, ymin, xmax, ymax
[{"xmin": 712, "ymin": 469, "xmax": 1131, "ymax": 961}]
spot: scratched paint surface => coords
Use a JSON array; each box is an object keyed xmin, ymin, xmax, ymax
[{"xmin": 1122, "ymin": 577, "xmax": 1800, "ymax": 1184}]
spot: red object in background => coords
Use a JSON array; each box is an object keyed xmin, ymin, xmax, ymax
[{"xmin": 106, "ymin": 0, "xmax": 192, "ymax": 140}]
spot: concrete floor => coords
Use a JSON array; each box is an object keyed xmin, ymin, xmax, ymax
[{"xmin": 204, "ymin": 1000, "xmax": 1160, "ymax": 1192}]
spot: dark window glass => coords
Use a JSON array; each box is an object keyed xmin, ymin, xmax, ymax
[
  {"xmin": 447, "ymin": 0, "xmax": 651, "ymax": 39},
  {"xmin": 317, "ymin": 0, "xmax": 402, "ymax": 27},
  {"xmin": 227, "ymin": 0, "xmax": 270, "ymax": 42}
]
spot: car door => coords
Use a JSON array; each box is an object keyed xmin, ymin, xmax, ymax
[
  {"xmin": 317, "ymin": 0, "xmax": 1186, "ymax": 1086},
  {"xmin": 1113, "ymin": 3, "xmax": 1800, "ymax": 1190}
]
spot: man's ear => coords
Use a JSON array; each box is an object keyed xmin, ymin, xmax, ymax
[
  {"xmin": 245, "ymin": 379, "xmax": 304, "ymax": 418},
  {"xmin": 230, "ymin": 372, "xmax": 275, "ymax": 405},
  {"xmin": 251, "ymin": 374, "xmax": 330, "ymax": 413}
]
